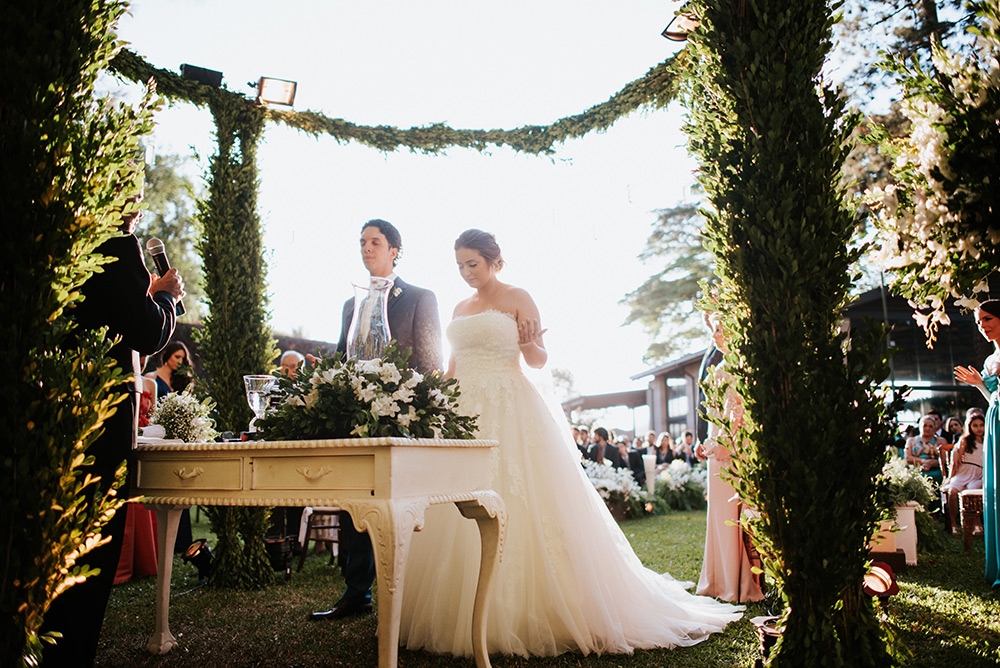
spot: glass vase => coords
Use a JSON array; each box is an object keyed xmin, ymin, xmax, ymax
[{"xmin": 346, "ymin": 277, "xmax": 392, "ymax": 361}]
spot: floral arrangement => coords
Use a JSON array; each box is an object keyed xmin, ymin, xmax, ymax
[
  {"xmin": 581, "ymin": 459, "xmax": 661, "ymax": 519},
  {"xmin": 877, "ymin": 456, "xmax": 937, "ymax": 513},
  {"xmin": 256, "ymin": 344, "xmax": 478, "ymax": 440},
  {"xmin": 864, "ymin": 2, "xmax": 1000, "ymax": 344},
  {"xmin": 149, "ymin": 388, "xmax": 218, "ymax": 442},
  {"xmin": 654, "ymin": 459, "xmax": 709, "ymax": 511}
]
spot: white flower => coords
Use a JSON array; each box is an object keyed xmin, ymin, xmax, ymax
[
  {"xmin": 304, "ymin": 387, "xmax": 320, "ymax": 410},
  {"xmin": 378, "ymin": 363, "xmax": 402, "ymax": 384},
  {"xmin": 370, "ymin": 395, "xmax": 399, "ymax": 418},
  {"xmin": 397, "ymin": 405, "xmax": 417, "ymax": 427},
  {"xmin": 391, "ymin": 385, "xmax": 415, "ymax": 404}
]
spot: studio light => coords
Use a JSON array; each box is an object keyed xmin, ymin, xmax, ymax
[
  {"xmin": 863, "ymin": 561, "xmax": 900, "ymax": 599},
  {"xmin": 255, "ymin": 77, "xmax": 297, "ymax": 107},
  {"xmin": 180, "ymin": 64, "xmax": 223, "ymax": 88},
  {"xmin": 182, "ymin": 538, "xmax": 215, "ymax": 581},
  {"xmin": 661, "ymin": 12, "xmax": 700, "ymax": 41}
]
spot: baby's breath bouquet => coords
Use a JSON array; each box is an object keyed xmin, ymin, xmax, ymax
[
  {"xmin": 257, "ymin": 343, "xmax": 478, "ymax": 440},
  {"xmin": 149, "ymin": 388, "xmax": 218, "ymax": 442}
]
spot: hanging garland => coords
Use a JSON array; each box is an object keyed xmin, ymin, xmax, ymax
[{"xmin": 109, "ymin": 47, "xmax": 686, "ymax": 155}]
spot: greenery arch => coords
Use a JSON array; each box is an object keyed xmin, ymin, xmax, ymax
[{"xmin": 107, "ymin": 46, "xmax": 688, "ymax": 587}]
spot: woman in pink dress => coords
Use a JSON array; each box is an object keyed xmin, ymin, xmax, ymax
[{"xmin": 695, "ymin": 317, "xmax": 763, "ymax": 603}]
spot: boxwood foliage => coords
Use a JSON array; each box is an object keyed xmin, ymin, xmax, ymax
[
  {"xmin": 193, "ymin": 98, "xmax": 277, "ymax": 588},
  {"xmin": 0, "ymin": 1, "xmax": 158, "ymax": 664},
  {"xmin": 682, "ymin": 1, "xmax": 902, "ymax": 666}
]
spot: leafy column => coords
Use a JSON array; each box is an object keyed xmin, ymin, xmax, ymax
[
  {"xmin": 0, "ymin": 1, "xmax": 157, "ymax": 663},
  {"xmin": 196, "ymin": 97, "xmax": 276, "ymax": 588},
  {"xmin": 683, "ymin": 1, "xmax": 899, "ymax": 665}
]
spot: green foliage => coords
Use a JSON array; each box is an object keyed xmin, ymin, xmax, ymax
[
  {"xmin": 258, "ymin": 343, "xmax": 478, "ymax": 441},
  {"xmin": 0, "ymin": 1, "xmax": 158, "ymax": 664},
  {"xmin": 682, "ymin": 0, "xmax": 905, "ymax": 665},
  {"xmin": 108, "ymin": 48, "xmax": 687, "ymax": 156},
  {"xmin": 622, "ymin": 196, "xmax": 716, "ymax": 363}
]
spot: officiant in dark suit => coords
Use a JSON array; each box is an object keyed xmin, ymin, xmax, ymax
[
  {"xmin": 311, "ymin": 218, "xmax": 442, "ymax": 621},
  {"xmin": 42, "ymin": 191, "xmax": 184, "ymax": 667}
]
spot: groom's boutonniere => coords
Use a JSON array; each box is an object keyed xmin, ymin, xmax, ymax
[{"xmin": 392, "ymin": 287, "xmax": 402, "ymax": 299}]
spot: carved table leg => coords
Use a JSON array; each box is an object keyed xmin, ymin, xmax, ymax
[
  {"xmin": 145, "ymin": 504, "xmax": 184, "ymax": 654},
  {"xmin": 456, "ymin": 491, "xmax": 507, "ymax": 668},
  {"xmin": 341, "ymin": 499, "xmax": 428, "ymax": 668}
]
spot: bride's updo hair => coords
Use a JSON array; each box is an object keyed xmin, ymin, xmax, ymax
[{"xmin": 455, "ymin": 229, "xmax": 504, "ymax": 269}]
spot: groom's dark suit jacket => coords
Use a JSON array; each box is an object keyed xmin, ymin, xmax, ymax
[{"xmin": 336, "ymin": 276, "xmax": 442, "ymax": 374}]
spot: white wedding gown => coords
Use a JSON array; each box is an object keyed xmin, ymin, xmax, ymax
[{"xmin": 399, "ymin": 311, "xmax": 742, "ymax": 657}]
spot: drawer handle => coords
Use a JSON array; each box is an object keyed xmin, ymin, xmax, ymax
[
  {"xmin": 174, "ymin": 467, "xmax": 204, "ymax": 480},
  {"xmin": 298, "ymin": 466, "xmax": 333, "ymax": 481}
]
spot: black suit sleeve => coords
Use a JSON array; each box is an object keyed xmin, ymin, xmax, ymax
[{"xmin": 78, "ymin": 235, "xmax": 176, "ymax": 360}]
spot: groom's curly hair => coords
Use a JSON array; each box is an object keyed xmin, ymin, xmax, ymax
[{"xmin": 363, "ymin": 219, "xmax": 402, "ymax": 266}]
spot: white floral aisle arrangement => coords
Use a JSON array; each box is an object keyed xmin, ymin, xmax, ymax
[
  {"xmin": 581, "ymin": 459, "xmax": 660, "ymax": 519},
  {"xmin": 257, "ymin": 344, "xmax": 478, "ymax": 440},
  {"xmin": 149, "ymin": 388, "xmax": 218, "ymax": 442},
  {"xmin": 864, "ymin": 3, "xmax": 1000, "ymax": 343},
  {"xmin": 654, "ymin": 459, "xmax": 708, "ymax": 511}
]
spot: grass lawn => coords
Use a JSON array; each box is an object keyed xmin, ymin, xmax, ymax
[{"xmin": 95, "ymin": 510, "xmax": 1000, "ymax": 667}]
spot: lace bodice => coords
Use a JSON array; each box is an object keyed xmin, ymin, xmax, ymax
[{"xmin": 448, "ymin": 310, "xmax": 522, "ymax": 376}]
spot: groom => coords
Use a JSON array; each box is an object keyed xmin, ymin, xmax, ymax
[{"xmin": 310, "ymin": 218, "xmax": 442, "ymax": 621}]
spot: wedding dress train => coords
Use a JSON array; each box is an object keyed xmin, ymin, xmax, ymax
[{"xmin": 399, "ymin": 310, "xmax": 742, "ymax": 657}]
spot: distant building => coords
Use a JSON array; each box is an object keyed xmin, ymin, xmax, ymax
[{"xmin": 565, "ymin": 288, "xmax": 988, "ymax": 438}]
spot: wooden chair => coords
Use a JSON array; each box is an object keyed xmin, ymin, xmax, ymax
[
  {"xmin": 959, "ymin": 489, "xmax": 984, "ymax": 556},
  {"xmin": 296, "ymin": 507, "xmax": 339, "ymax": 572}
]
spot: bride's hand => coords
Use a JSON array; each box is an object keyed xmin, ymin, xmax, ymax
[{"xmin": 518, "ymin": 317, "xmax": 547, "ymax": 346}]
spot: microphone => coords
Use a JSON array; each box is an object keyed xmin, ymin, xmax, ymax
[{"xmin": 145, "ymin": 237, "xmax": 186, "ymax": 316}]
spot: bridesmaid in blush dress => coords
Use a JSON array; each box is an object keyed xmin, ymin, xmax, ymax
[{"xmin": 694, "ymin": 316, "xmax": 763, "ymax": 603}]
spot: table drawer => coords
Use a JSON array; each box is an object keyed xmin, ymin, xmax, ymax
[
  {"xmin": 251, "ymin": 455, "xmax": 375, "ymax": 491},
  {"xmin": 136, "ymin": 457, "xmax": 243, "ymax": 491}
]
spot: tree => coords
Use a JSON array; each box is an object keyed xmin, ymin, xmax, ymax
[
  {"xmin": 621, "ymin": 195, "xmax": 715, "ymax": 363},
  {"xmin": 137, "ymin": 153, "xmax": 205, "ymax": 320},
  {"xmin": 834, "ymin": 0, "xmax": 971, "ymax": 106}
]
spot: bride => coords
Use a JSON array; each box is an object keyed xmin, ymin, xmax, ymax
[{"xmin": 399, "ymin": 229, "xmax": 742, "ymax": 658}]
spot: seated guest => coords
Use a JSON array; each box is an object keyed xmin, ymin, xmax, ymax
[
  {"xmin": 654, "ymin": 432, "xmax": 675, "ymax": 472},
  {"xmin": 279, "ymin": 349, "xmax": 306, "ymax": 377},
  {"xmin": 587, "ymin": 427, "xmax": 626, "ymax": 468},
  {"xmin": 576, "ymin": 424, "xmax": 591, "ymax": 459},
  {"xmin": 906, "ymin": 415, "xmax": 945, "ymax": 485},
  {"xmin": 145, "ymin": 340, "xmax": 191, "ymax": 396},
  {"xmin": 943, "ymin": 413, "xmax": 985, "ymax": 533},
  {"xmin": 625, "ymin": 437, "xmax": 648, "ymax": 486},
  {"xmin": 944, "ymin": 416, "xmax": 964, "ymax": 445}
]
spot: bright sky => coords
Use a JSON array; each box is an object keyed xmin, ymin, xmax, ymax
[{"xmin": 109, "ymin": 0, "xmax": 701, "ymax": 420}]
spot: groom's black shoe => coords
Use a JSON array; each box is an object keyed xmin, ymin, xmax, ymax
[{"xmin": 309, "ymin": 597, "xmax": 373, "ymax": 621}]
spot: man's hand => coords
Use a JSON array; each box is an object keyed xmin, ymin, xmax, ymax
[{"xmin": 150, "ymin": 268, "xmax": 185, "ymax": 302}]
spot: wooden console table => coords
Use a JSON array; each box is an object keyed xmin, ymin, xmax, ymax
[{"xmin": 134, "ymin": 436, "xmax": 506, "ymax": 668}]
